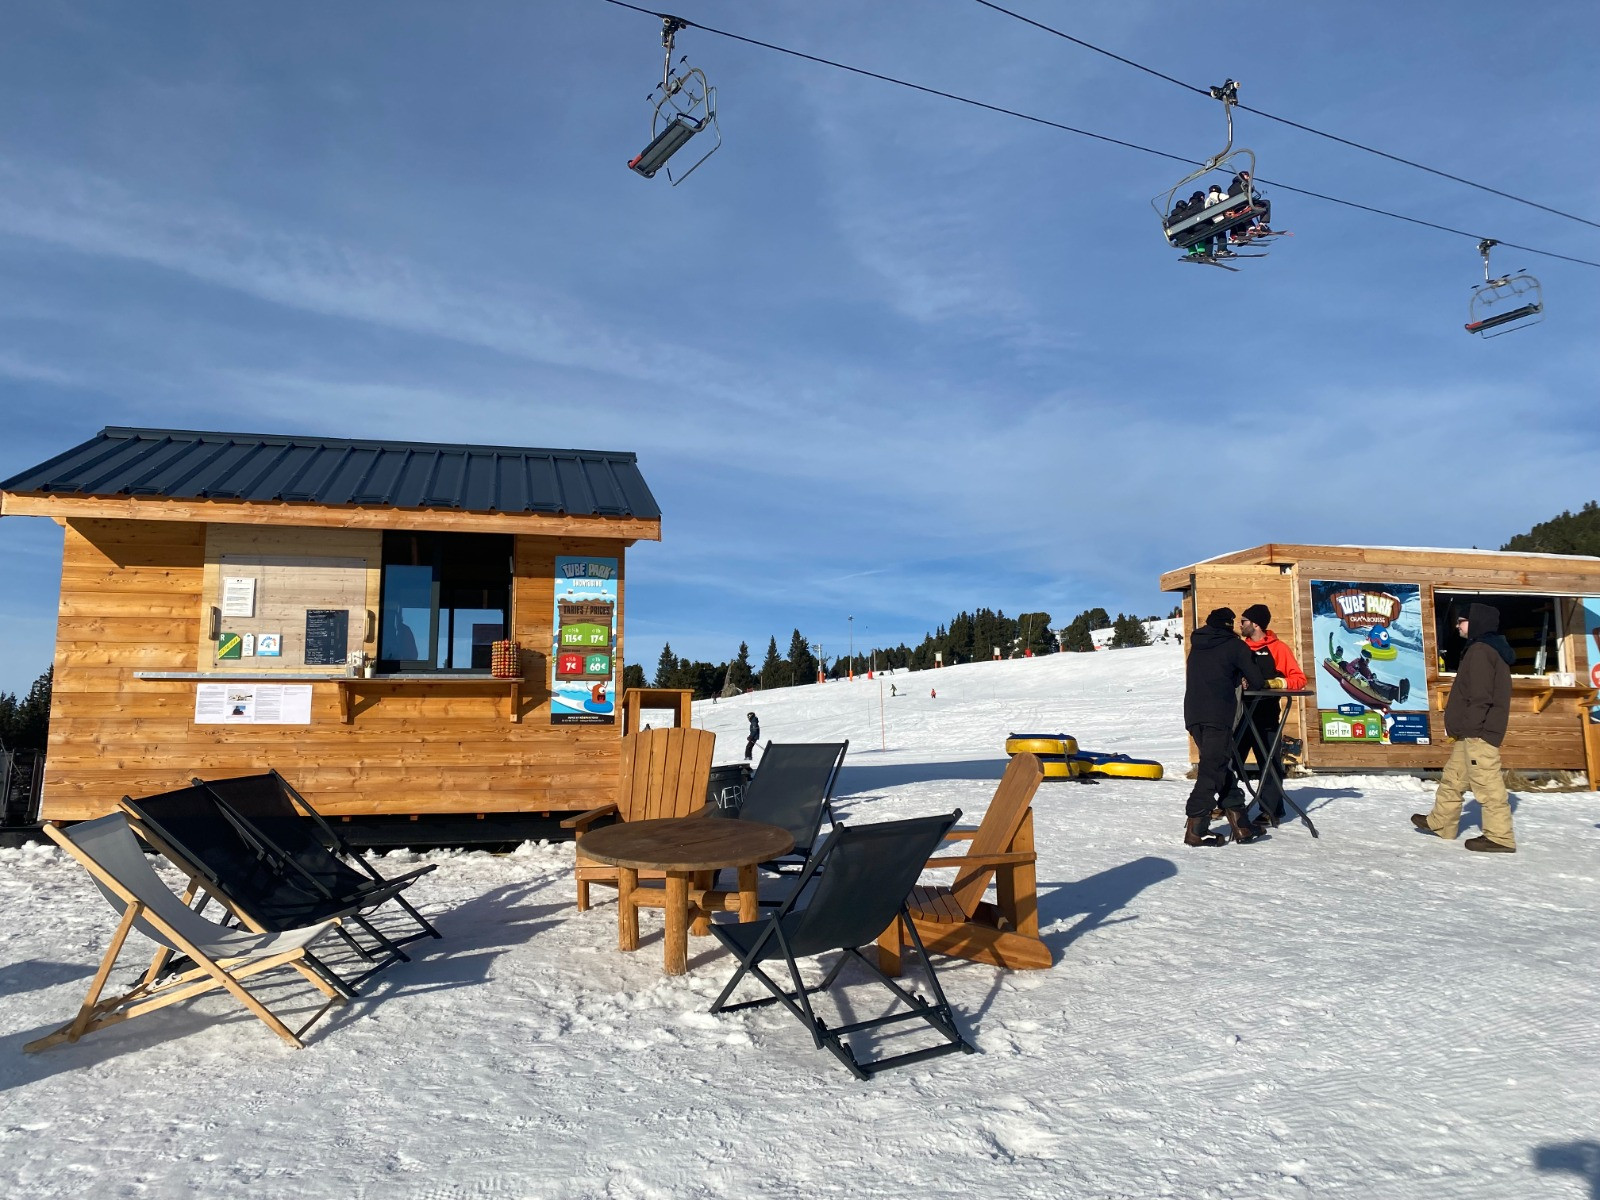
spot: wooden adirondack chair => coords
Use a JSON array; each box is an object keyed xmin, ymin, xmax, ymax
[
  {"xmin": 877, "ymin": 751, "xmax": 1049, "ymax": 974},
  {"xmin": 562, "ymin": 727, "xmax": 716, "ymax": 911}
]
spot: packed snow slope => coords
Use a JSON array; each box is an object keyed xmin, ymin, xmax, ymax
[{"xmin": 3, "ymin": 642, "xmax": 1599, "ymax": 1199}]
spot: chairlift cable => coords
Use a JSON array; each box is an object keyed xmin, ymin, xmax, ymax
[
  {"xmin": 596, "ymin": 0, "xmax": 1600, "ymax": 270},
  {"xmin": 971, "ymin": 0, "xmax": 1600, "ymax": 233}
]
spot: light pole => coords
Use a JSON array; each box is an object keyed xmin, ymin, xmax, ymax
[
  {"xmin": 848, "ymin": 615, "xmax": 854, "ymax": 681},
  {"xmin": 813, "ymin": 642, "xmax": 823, "ymax": 683}
]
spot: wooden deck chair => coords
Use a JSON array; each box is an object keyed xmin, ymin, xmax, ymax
[
  {"xmin": 876, "ymin": 752, "xmax": 1049, "ymax": 975},
  {"xmin": 26, "ymin": 815, "xmax": 348, "ymax": 1054},
  {"xmin": 561, "ymin": 726, "xmax": 716, "ymax": 910},
  {"xmin": 709, "ymin": 811, "xmax": 973, "ymax": 1080}
]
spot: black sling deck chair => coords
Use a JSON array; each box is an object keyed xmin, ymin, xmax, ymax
[
  {"xmin": 728, "ymin": 741, "xmax": 848, "ymax": 877},
  {"xmin": 119, "ymin": 784, "xmax": 420, "ymax": 988},
  {"xmin": 708, "ymin": 811, "xmax": 976, "ymax": 1080},
  {"xmin": 194, "ymin": 771, "xmax": 440, "ymax": 945}
]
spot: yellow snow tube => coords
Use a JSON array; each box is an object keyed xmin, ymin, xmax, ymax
[
  {"xmin": 1040, "ymin": 756, "xmax": 1078, "ymax": 780},
  {"xmin": 1006, "ymin": 733, "xmax": 1080, "ymax": 757},
  {"xmin": 1074, "ymin": 752, "xmax": 1164, "ymax": 780}
]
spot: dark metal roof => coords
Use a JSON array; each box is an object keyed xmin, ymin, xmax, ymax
[{"xmin": 0, "ymin": 427, "xmax": 661, "ymax": 520}]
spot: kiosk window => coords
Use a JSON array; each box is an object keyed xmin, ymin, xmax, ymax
[
  {"xmin": 1435, "ymin": 592, "xmax": 1560, "ymax": 676},
  {"xmin": 378, "ymin": 532, "xmax": 512, "ymax": 672}
]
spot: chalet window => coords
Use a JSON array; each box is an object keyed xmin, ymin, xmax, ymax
[
  {"xmin": 378, "ymin": 532, "xmax": 512, "ymax": 672},
  {"xmin": 1434, "ymin": 591, "xmax": 1564, "ymax": 677}
]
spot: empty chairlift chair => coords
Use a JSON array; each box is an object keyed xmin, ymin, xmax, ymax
[
  {"xmin": 26, "ymin": 814, "xmax": 349, "ymax": 1053},
  {"xmin": 708, "ymin": 811, "xmax": 975, "ymax": 1081}
]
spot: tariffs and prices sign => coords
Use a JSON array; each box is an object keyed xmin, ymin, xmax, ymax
[{"xmin": 551, "ymin": 556, "xmax": 618, "ymax": 725}]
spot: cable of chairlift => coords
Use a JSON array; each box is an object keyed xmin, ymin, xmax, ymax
[{"xmin": 598, "ymin": 0, "xmax": 1600, "ymax": 270}]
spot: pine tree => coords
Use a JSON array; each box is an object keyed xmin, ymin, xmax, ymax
[
  {"xmin": 1061, "ymin": 615, "xmax": 1095, "ymax": 653},
  {"xmin": 787, "ymin": 629, "xmax": 817, "ymax": 686},
  {"xmin": 1111, "ymin": 613, "xmax": 1151, "ymax": 648},
  {"xmin": 1502, "ymin": 500, "xmax": 1600, "ymax": 554},
  {"xmin": 725, "ymin": 642, "xmax": 753, "ymax": 694},
  {"xmin": 653, "ymin": 643, "xmax": 679, "ymax": 688},
  {"xmin": 0, "ymin": 667, "xmax": 52, "ymax": 751},
  {"xmin": 758, "ymin": 636, "xmax": 784, "ymax": 689},
  {"xmin": 622, "ymin": 663, "xmax": 646, "ymax": 691},
  {"xmin": 1017, "ymin": 612, "xmax": 1055, "ymax": 655}
]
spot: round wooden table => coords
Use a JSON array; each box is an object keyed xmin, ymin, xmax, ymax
[{"xmin": 577, "ymin": 816, "xmax": 793, "ymax": 975}]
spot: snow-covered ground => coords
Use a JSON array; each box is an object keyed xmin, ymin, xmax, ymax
[{"xmin": 3, "ymin": 642, "xmax": 1599, "ymax": 1199}]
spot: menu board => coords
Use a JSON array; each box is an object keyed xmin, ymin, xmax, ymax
[
  {"xmin": 304, "ymin": 609, "xmax": 351, "ymax": 667},
  {"xmin": 551, "ymin": 557, "xmax": 618, "ymax": 724}
]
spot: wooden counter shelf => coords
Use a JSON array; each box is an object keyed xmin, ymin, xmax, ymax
[
  {"xmin": 335, "ymin": 675, "xmax": 524, "ymax": 725},
  {"xmin": 133, "ymin": 671, "xmax": 526, "ymax": 724},
  {"xmin": 1433, "ymin": 679, "xmax": 1598, "ymax": 715}
]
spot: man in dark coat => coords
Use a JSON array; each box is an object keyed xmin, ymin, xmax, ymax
[
  {"xmin": 744, "ymin": 711, "xmax": 760, "ymax": 761},
  {"xmin": 1184, "ymin": 607, "xmax": 1266, "ymax": 844},
  {"xmin": 1412, "ymin": 603, "xmax": 1517, "ymax": 851}
]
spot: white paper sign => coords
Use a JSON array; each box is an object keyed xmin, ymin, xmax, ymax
[
  {"xmin": 221, "ymin": 577, "xmax": 257, "ymax": 617},
  {"xmin": 194, "ymin": 683, "xmax": 313, "ymax": 725}
]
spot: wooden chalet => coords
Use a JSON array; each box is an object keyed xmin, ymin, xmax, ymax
[
  {"xmin": 1160, "ymin": 544, "xmax": 1600, "ymax": 779},
  {"xmin": 0, "ymin": 427, "xmax": 662, "ymax": 825}
]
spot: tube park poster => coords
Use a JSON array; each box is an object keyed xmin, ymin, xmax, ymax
[
  {"xmin": 1311, "ymin": 580, "xmax": 1430, "ymax": 745},
  {"xmin": 1587, "ymin": 598, "xmax": 1600, "ymax": 723},
  {"xmin": 551, "ymin": 556, "xmax": 618, "ymax": 725}
]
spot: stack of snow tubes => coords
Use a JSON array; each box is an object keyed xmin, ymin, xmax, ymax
[
  {"xmin": 1004, "ymin": 733, "xmax": 1165, "ymax": 782},
  {"xmin": 1004, "ymin": 733, "xmax": 1082, "ymax": 780}
]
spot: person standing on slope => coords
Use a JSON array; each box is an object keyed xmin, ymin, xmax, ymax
[
  {"xmin": 1184, "ymin": 607, "xmax": 1266, "ymax": 845},
  {"xmin": 744, "ymin": 711, "xmax": 760, "ymax": 761},
  {"xmin": 1237, "ymin": 603, "xmax": 1306, "ymax": 828},
  {"xmin": 1412, "ymin": 604, "xmax": 1517, "ymax": 851}
]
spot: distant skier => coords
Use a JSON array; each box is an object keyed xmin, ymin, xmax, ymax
[
  {"xmin": 890, "ymin": 683, "xmax": 897, "ymax": 697},
  {"xmin": 744, "ymin": 711, "xmax": 759, "ymax": 760},
  {"xmin": 930, "ymin": 688, "xmax": 937, "ymax": 699}
]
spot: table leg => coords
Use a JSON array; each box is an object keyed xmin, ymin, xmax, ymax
[
  {"xmin": 663, "ymin": 873, "xmax": 689, "ymax": 975},
  {"xmin": 690, "ymin": 870, "xmax": 712, "ymax": 936},
  {"xmin": 737, "ymin": 863, "xmax": 759, "ymax": 923},
  {"xmin": 617, "ymin": 867, "xmax": 639, "ymax": 952}
]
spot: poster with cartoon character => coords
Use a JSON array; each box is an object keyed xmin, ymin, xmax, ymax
[
  {"xmin": 551, "ymin": 556, "xmax": 618, "ymax": 725},
  {"xmin": 1586, "ymin": 598, "xmax": 1600, "ymax": 723},
  {"xmin": 1312, "ymin": 581, "xmax": 1429, "ymax": 743}
]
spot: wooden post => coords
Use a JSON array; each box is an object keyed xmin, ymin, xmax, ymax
[
  {"xmin": 663, "ymin": 874, "xmax": 689, "ymax": 975},
  {"xmin": 616, "ymin": 867, "xmax": 639, "ymax": 951}
]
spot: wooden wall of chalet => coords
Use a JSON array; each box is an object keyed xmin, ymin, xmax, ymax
[
  {"xmin": 1176, "ymin": 546, "xmax": 1599, "ymax": 771},
  {"xmin": 42, "ymin": 517, "xmax": 631, "ymax": 820}
]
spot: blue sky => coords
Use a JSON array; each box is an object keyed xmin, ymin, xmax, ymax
[{"xmin": 1, "ymin": 1, "xmax": 1597, "ymax": 695}]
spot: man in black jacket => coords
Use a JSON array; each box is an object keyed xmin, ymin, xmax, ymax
[
  {"xmin": 1184, "ymin": 607, "xmax": 1267, "ymax": 844},
  {"xmin": 744, "ymin": 711, "xmax": 760, "ymax": 761},
  {"xmin": 1412, "ymin": 603, "xmax": 1517, "ymax": 851}
]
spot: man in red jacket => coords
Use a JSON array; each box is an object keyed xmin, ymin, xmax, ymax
[{"xmin": 1236, "ymin": 604, "xmax": 1307, "ymax": 828}]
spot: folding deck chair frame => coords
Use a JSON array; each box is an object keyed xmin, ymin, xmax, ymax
[
  {"xmin": 709, "ymin": 811, "xmax": 976, "ymax": 1080},
  {"xmin": 27, "ymin": 815, "xmax": 350, "ymax": 1053}
]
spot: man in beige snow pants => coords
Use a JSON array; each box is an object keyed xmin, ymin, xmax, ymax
[{"xmin": 1412, "ymin": 603, "xmax": 1517, "ymax": 852}]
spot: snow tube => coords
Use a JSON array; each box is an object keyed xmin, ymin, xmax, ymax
[
  {"xmin": 1039, "ymin": 755, "xmax": 1078, "ymax": 781},
  {"xmin": 1007, "ymin": 733, "xmax": 1080, "ymax": 757},
  {"xmin": 1072, "ymin": 751, "xmax": 1164, "ymax": 780},
  {"xmin": 1322, "ymin": 635, "xmax": 1409, "ymax": 712}
]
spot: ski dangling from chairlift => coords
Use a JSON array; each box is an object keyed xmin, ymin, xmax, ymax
[
  {"xmin": 1152, "ymin": 81, "xmax": 1284, "ymax": 271},
  {"xmin": 627, "ymin": 16, "xmax": 721, "ymax": 186},
  {"xmin": 1464, "ymin": 239, "xmax": 1543, "ymax": 337}
]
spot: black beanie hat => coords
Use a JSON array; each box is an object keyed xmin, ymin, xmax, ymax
[
  {"xmin": 1204, "ymin": 607, "xmax": 1235, "ymax": 629},
  {"xmin": 1241, "ymin": 603, "xmax": 1271, "ymax": 628}
]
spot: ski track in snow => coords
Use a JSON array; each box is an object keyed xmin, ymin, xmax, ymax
[{"xmin": 2, "ymin": 643, "xmax": 1598, "ymax": 1199}]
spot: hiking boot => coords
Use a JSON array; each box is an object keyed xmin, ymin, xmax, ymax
[
  {"xmin": 1184, "ymin": 816, "xmax": 1223, "ymax": 847},
  {"xmin": 1224, "ymin": 808, "xmax": 1263, "ymax": 844},
  {"xmin": 1464, "ymin": 836, "xmax": 1515, "ymax": 853},
  {"xmin": 1410, "ymin": 813, "xmax": 1443, "ymax": 837}
]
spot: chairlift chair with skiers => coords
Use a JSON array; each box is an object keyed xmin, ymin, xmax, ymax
[
  {"xmin": 1152, "ymin": 81, "xmax": 1277, "ymax": 270},
  {"xmin": 628, "ymin": 16, "xmax": 721, "ymax": 186},
  {"xmin": 1464, "ymin": 239, "xmax": 1543, "ymax": 338}
]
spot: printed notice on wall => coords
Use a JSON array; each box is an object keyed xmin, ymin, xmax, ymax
[
  {"xmin": 221, "ymin": 576, "xmax": 257, "ymax": 617},
  {"xmin": 551, "ymin": 555, "xmax": 618, "ymax": 725},
  {"xmin": 194, "ymin": 683, "xmax": 314, "ymax": 725}
]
